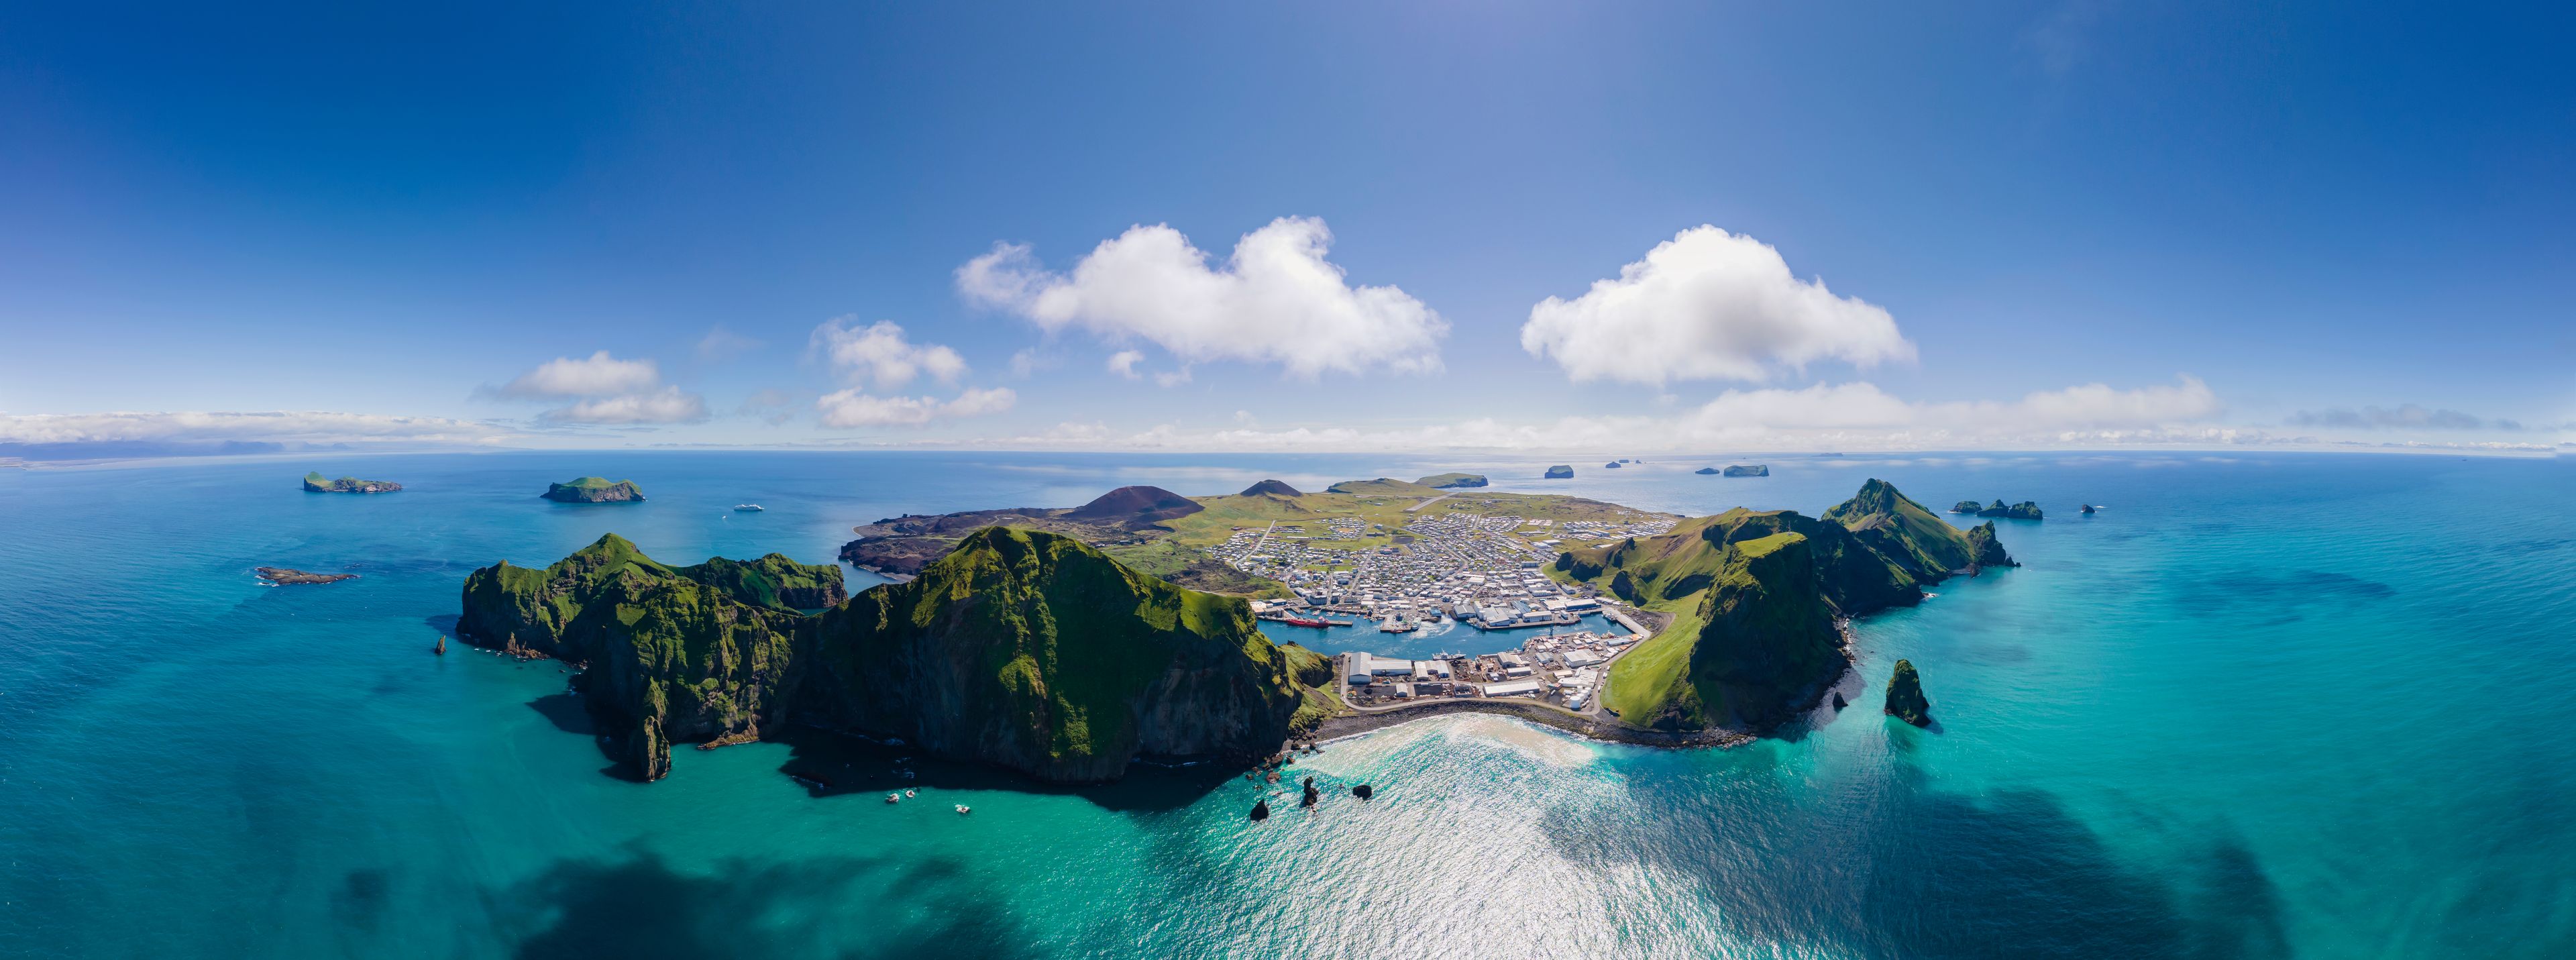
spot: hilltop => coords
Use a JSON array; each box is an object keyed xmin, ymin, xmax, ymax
[
  {"xmin": 1414, "ymin": 472, "xmax": 1489, "ymax": 489},
  {"xmin": 458, "ymin": 530, "xmax": 1319, "ymax": 783},
  {"xmin": 1552, "ymin": 478, "xmax": 1998, "ymax": 732}
]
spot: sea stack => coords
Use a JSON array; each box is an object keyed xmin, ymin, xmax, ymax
[
  {"xmin": 1884, "ymin": 659, "xmax": 1931, "ymax": 727},
  {"xmin": 1301, "ymin": 776, "xmax": 1320, "ymax": 808},
  {"xmin": 1352, "ymin": 784, "xmax": 1375, "ymax": 800},
  {"xmin": 435, "ymin": 635, "xmax": 446, "ymax": 655},
  {"xmin": 1250, "ymin": 799, "xmax": 1271, "ymax": 822},
  {"xmin": 1544, "ymin": 465, "xmax": 1574, "ymax": 478}
]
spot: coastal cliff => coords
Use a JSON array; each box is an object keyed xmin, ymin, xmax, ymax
[
  {"xmin": 1966, "ymin": 521, "xmax": 2017, "ymax": 572},
  {"xmin": 1554, "ymin": 479, "xmax": 1996, "ymax": 733},
  {"xmin": 543, "ymin": 477, "xmax": 645, "ymax": 502},
  {"xmin": 304, "ymin": 472, "xmax": 400, "ymax": 493},
  {"xmin": 459, "ymin": 528, "xmax": 1309, "ymax": 784},
  {"xmin": 1884, "ymin": 659, "xmax": 1931, "ymax": 726}
]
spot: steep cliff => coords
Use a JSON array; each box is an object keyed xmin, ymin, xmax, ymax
[
  {"xmin": 1966, "ymin": 521, "xmax": 2017, "ymax": 572},
  {"xmin": 459, "ymin": 528, "xmax": 1310, "ymax": 784},
  {"xmin": 798, "ymin": 528, "xmax": 1303, "ymax": 782},
  {"xmin": 455, "ymin": 534, "xmax": 821, "ymax": 778},
  {"xmin": 1560, "ymin": 480, "xmax": 2001, "ymax": 734}
]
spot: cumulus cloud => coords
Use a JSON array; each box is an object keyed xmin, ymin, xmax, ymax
[
  {"xmin": 957, "ymin": 216, "xmax": 1448, "ymax": 378},
  {"xmin": 496, "ymin": 351, "xmax": 663, "ymax": 398},
  {"xmin": 1519, "ymin": 225, "xmax": 1914, "ymax": 386},
  {"xmin": 0, "ymin": 411, "xmax": 510, "ymax": 447},
  {"xmin": 2289, "ymin": 404, "xmax": 2498, "ymax": 431},
  {"xmin": 810, "ymin": 318, "xmax": 967, "ymax": 388},
  {"xmin": 815, "ymin": 386, "xmax": 1016, "ymax": 428},
  {"xmin": 490, "ymin": 351, "xmax": 706, "ymax": 424},
  {"xmin": 538, "ymin": 386, "xmax": 709, "ymax": 425},
  {"xmin": 1106, "ymin": 350, "xmax": 1146, "ymax": 380}
]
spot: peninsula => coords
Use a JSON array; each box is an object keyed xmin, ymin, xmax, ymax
[
  {"xmin": 458, "ymin": 529, "xmax": 1330, "ymax": 783},
  {"xmin": 1415, "ymin": 472, "xmax": 1489, "ymax": 489},
  {"xmin": 543, "ymin": 477, "xmax": 645, "ymax": 502},
  {"xmin": 303, "ymin": 472, "xmax": 400, "ymax": 494}
]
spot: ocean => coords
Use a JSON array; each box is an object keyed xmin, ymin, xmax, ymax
[{"xmin": 1, "ymin": 450, "xmax": 2569, "ymax": 958}]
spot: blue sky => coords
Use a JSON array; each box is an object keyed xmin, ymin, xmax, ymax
[{"xmin": 3, "ymin": 1, "xmax": 2569, "ymax": 456}]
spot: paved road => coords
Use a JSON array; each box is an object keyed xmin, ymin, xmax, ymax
[{"xmin": 1405, "ymin": 492, "xmax": 1456, "ymax": 513}]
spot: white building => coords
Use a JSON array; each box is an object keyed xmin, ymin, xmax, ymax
[{"xmin": 1483, "ymin": 679, "xmax": 1544, "ymax": 698}]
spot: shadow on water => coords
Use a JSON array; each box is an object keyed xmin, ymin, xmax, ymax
[
  {"xmin": 1555, "ymin": 760, "xmax": 2290, "ymax": 960},
  {"xmin": 525, "ymin": 693, "xmax": 596, "ymax": 736},
  {"xmin": 476, "ymin": 847, "xmax": 1029, "ymax": 960},
  {"xmin": 422, "ymin": 613, "xmax": 461, "ymax": 635},
  {"xmin": 771, "ymin": 725, "xmax": 1244, "ymax": 814}
]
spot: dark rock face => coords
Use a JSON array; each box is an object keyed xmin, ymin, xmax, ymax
[
  {"xmin": 1301, "ymin": 776, "xmax": 1320, "ymax": 807},
  {"xmin": 543, "ymin": 478, "xmax": 645, "ymax": 502},
  {"xmin": 1884, "ymin": 659, "xmax": 1931, "ymax": 727},
  {"xmin": 1064, "ymin": 485, "xmax": 1203, "ymax": 526},
  {"xmin": 1722, "ymin": 464, "xmax": 1769, "ymax": 477},
  {"xmin": 303, "ymin": 472, "xmax": 401, "ymax": 493},
  {"xmin": 1975, "ymin": 500, "xmax": 2044, "ymax": 520},
  {"xmin": 257, "ymin": 567, "xmax": 356, "ymax": 585},
  {"xmin": 1240, "ymin": 479, "xmax": 1303, "ymax": 497},
  {"xmin": 1544, "ymin": 466, "xmax": 1575, "ymax": 478},
  {"xmin": 1250, "ymin": 800, "xmax": 1270, "ymax": 821},
  {"xmin": 1966, "ymin": 521, "xmax": 2018, "ymax": 572},
  {"xmin": 461, "ymin": 529, "xmax": 1311, "ymax": 786}
]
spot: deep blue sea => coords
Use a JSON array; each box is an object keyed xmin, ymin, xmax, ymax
[{"xmin": 3, "ymin": 450, "xmax": 2571, "ymax": 958}]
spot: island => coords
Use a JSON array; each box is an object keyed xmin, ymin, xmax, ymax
[
  {"xmin": 1603, "ymin": 461, "xmax": 1621, "ymax": 469},
  {"xmin": 543, "ymin": 477, "xmax": 645, "ymax": 503},
  {"xmin": 2080, "ymin": 503, "xmax": 2098, "ymax": 515},
  {"xmin": 458, "ymin": 529, "xmax": 1332, "ymax": 783},
  {"xmin": 1414, "ymin": 472, "xmax": 1489, "ymax": 489},
  {"xmin": 1545, "ymin": 465, "xmax": 1575, "ymax": 478},
  {"xmin": 1976, "ymin": 500, "xmax": 2043, "ymax": 520},
  {"xmin": 1551, "ymin": 479, "xmax": 2001, "ymax": 732},
  {"xmin": 1695, "ymin": 467, "xmax": 1720, "ymax": 475},
  {"xmin": 1884, "ymin": 659, "xmax": 1931, "ymax": 727},
  {"xmin": 1722, "ymin": 464, "xmax": 1769, "ymax": 477},
  {"xmin": 257, "ymin": 567, "xmax": 356, "ymax": 585},
  {"xmin": 303, "ymin": 472, "xmax": 400, "ymax": 494}
]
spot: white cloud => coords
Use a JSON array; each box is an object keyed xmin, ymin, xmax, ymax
[
  {"xmin": 498, "ymin": 351, "xmax": 663, "ymax": 398},
  {"xmin": 1106, "ymin": 350, "xmax": 1146, "ymax": 380},
  {"xmin": 811, "ymin": 318, "xmax": 967, "ymax": 389},
  {"xmin": 815, "ymin": 386, "xmax": 1016, "ymax": 428},
  {"xmin": 0, "ymin": 411, "xmax": 509, "ymax": 445},
  {"xmin": 490, "ymin": 350, "xmax": 707, "ymax": 424},
  {"xmin": 931, "ymin": 375, "xmax": 2223, "ymax": 452},
  {"xmin": 1520, "ymin": 225, "xmax": 1915, "ymax": 386},
  {"xmin": 1008, "ymin": 348, "xmax": 1055, "ymax": 378},
  {"xmin": 539, "ymin": 386, "xmax": 709, "ymax": 425},
  {"xmin": 1155, "ymin": 368, "xmax": 1193, "ymax": 388},
  {"xmin": 957, "ymin": 216, "xmax": 1448, "ymax": 378}
]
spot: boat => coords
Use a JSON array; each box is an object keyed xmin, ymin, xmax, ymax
[
  {"xmin": 904, "ymin": 789, "xmax": 916, "ymax": 798},
  {"xmin": 954, "ymin": 804, "xmax": 971, "ymax": 815},
  {"xmin": 733, "ymin": 504, "xmax": 764, "ymax": 512},
  {"xmin": 885, "ymin": 792, "xmax": 901, "ymax": 804}
]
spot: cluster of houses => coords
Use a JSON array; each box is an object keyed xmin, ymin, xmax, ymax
[{"xmin": 1340, "ymin": 629, "xmax": 1634, "ymax": 709}]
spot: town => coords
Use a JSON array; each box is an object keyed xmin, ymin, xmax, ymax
[{"xmin": 1200, "ymin": 501, "xmax": 1682, "ymax": 714}]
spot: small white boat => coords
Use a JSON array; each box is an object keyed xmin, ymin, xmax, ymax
[
  {"xmin": 953, "ymin": 804, "xmax": 971, "ymax": 815},
  {"xmin": 733, "ymin": 504, "xmax": 765, "ymax": 512},
  {"xmin": 884, "ymin": 792, "xmax": 901, "ymax": 804},
  {"xmin": 904, "ymin": 789, "xmax": 916, "ymax": 798}
]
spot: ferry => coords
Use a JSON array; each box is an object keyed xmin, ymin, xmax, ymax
[{"xmin": 733, "ymin": 503, "xmax": 765, "ymax": 512}]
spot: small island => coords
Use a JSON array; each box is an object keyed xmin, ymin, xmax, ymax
[
  {"xmin": 1603, "ymin": 461, "xmax": 1621, "ymax": 469},
  {"xmin": 543, "ymin": 477, "xmax": 645, "ymax": 503},
  {"xmin": 1695, "ymin": 467, "xmax": 1719, "ymax": 475},
  {"xmin": 1414, "ymin": 472, "xmax": 1489, "ymax": 489},
  {"xmin": 257, "ymin": 567, "xmax": 356, "ymax": 585},
  {"xmin": 1544, "ymin": 465, "xmax": 1574, "ymax": 478},
  {"xmin": 1977, "ymin": 500, "xmax": 2043, "ymax": 520},
  {"xmin": 1884, "ymin": 659, "xmax": 1931, "ymax": 727},
  {"xmin": 303, "ymin": 472, "xmax": 401, "ymax": 494},
  {"xmin": 1722, "ymin": 464, "xmax": 1768, "ymax": 478}
]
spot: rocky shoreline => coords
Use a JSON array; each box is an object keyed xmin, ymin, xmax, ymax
[{"xmin": 256, "ymin": 567, "xmax": 356, "ymax": 585}]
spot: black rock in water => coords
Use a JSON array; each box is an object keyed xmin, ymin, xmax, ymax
[
  {"xmin": 2080, "ymin": 503, "xmax": 2098, "ymax": 515},
  {"xmin": 1352, "ymin": 784, "xmax": 1375, "ymax": 800},
  {"xmin": 1831, "ymin": 692, "xmax": 1847, "ymax": 710},
  {"xmin": 1250, "ymin": 799, "xmax": 1270, "ymax": 821},
  {"xmin": 1884, "ymin": 659, "xmax": 1932, "ymax": 727},
  {"xmin": 1301, "ymin": 777, "xmax": 1320, "ymax": 807}
]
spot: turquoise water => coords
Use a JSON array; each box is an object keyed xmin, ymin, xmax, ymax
[{"xmin": 3, "ymin": 451, "xmax": 2571, "ymax": 958}]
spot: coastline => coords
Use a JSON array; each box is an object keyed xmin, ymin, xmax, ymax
[{"xmin": 1309, "ymin": 697, "xmax": 1750, "ymax": 749}]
